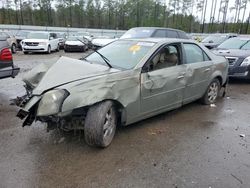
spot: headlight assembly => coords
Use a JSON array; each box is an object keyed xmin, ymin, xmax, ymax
[
  {"xmin": 37, "ymin": 89, "xmax": 69, "ymax": 116},
  {"xmin": 241, "ymin": 56, "xmax": 250, "ymax": 66}
]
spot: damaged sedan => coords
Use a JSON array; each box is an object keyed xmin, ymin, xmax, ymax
[{"xmin": 16, "ymin": 38, "xmax": 228, "ymax": 148}]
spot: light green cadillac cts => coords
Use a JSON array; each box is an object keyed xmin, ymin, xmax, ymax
[{"xmin": 16, "ymin": 38, "xmax": 228, "ymax": 147}]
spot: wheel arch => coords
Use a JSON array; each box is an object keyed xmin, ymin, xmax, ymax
[
  {"xmin": 92, "ymin": 99, "xmax": 127, "ymax": 126},
  {"xmin": 210, "ymin": 71, "xmax": 225, "ymax": 86}
]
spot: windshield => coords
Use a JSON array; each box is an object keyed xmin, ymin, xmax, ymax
[
  {"xmin": 202, "ymin": 35, "xmax": 227, "ymax": 43},
  {"xmin": 66, "ymin": 36, "xmax": 79, "ymax": 41},
  {"xmin": 120, "ymin": 28, "xmax": 154, "ymax": 39},
  {"xmin": 217, "ymin": 38, "xmax": 250, "ymax": 49},
  {"xmin": 27, "ymin": 32, "xmax": 49, "ymax": 39},
  {"xmin": 56, "ymin": 33, "xmax": 65, "ymax": 38},
  {"xmin": 85, "ymin": 40, "xmax": 155, "ymax": 69}
]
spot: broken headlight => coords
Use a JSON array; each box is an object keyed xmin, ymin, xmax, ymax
[{"xmin": 37, "ymin": 89, "xmax": 69, "ymax": 116}]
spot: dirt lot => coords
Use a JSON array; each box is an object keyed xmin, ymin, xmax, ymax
[{"xmin": 0, "ymin": 50, "xmax": 250, "ymax": 188}]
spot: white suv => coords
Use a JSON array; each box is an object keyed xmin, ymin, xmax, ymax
[{"xmin": 22, "ymin": 32, "xmax": 59, "ymax": 54}]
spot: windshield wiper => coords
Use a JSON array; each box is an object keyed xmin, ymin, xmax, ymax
[
  {"xmin": 77, "ymin": 38, "xmax": 112, "ymax": 68},
  {"xmin": 239, "ymin": 41, "xmax": 250, "ymax": 49}
]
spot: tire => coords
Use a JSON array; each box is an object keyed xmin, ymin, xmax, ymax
[
  {"xmin": 11, "ymin": 44, "xmax": 16, "ymax": 54},
  {"xmin": 201, "ymin": 78, "xmax": 221, "ymax": 105},
  {"xmin": 23, "ymin": 51, "xmax": 28, "ymax": 55},
  {"xmin": 84, "ymin": 101, "xmax": 117, "ymax": 148},
  {"xmin": 47, "ymin": 45, "xmax": 51, "ymax": 54}
]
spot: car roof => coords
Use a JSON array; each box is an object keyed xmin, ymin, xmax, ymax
[
  {"xmin": 120, "ymin": 37, "xmax": 192, "ymax": 44},
  {"xmin": 129, "ymin": 27, "xmax": 186, "ymax": 33}
]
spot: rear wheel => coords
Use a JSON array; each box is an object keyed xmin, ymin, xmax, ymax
[
  {"xmin": 201, "ymin": 78, "xmax": 221, "ymax": 104},
  {"xmin": 23, "ymin": 51, "xmax": 28, "ymax": 55},
  {"xmin": 84, "ymin": 101, "xmax": 117, "ymax": 148}
]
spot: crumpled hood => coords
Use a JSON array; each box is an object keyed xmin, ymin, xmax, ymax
[
  {"xmin": 32, "ymin": 56, "xmax": 119, "ymax": 95},
  {"xmin": 212, "ymin": 48, "xmax": 250, "ymax": 58}
]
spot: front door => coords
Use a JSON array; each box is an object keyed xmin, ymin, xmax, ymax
[{"xmin": 140, "ymin": 43, "xmax": 186, "ymax": 115}]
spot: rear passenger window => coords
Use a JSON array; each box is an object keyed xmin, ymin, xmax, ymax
[
  {"xmin": 153, "ymin": 30, "xmax": 166, "ymax": 38},
  {"xmin": 183, "ymin": 43, "xmax": 210, "ymax": 64},
  {"xmin": 167, "ymin": 31, "xmax": 178, "ymax": 38}
]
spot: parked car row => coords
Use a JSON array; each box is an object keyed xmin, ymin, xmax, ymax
[{"xmin": 3, "ymin": 26, "xmax": 249, "ymax": 148}]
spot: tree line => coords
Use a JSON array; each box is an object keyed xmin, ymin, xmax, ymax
[{"xmin": 0, "ymin": 0, "xmax": 250, "ymax": 34}]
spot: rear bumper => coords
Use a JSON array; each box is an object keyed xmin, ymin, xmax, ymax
[
  {"xmin": 0, "ymin": 65, "xmax": 20, "ymax": 79},
  {"xmin": 228, "ymin": 66, "xmax": 250, "ymax": 79}
]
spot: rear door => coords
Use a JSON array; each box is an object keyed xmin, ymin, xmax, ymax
[{"xmin": 182, "ymin": 43, "xmax": 213, "ymax": 104}]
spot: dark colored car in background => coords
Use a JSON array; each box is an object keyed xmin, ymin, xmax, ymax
[
  {"xmin": 55, "ymin": 32, "xmax": 67, "ymax": 49},
  {"xmin": 64, "ymin": 36, "xmax": 88, "ymax": 52},
  {"xmin": 15, "ymin": 30, "xmax": 30, "ymax": 49},
  {"xmin": 201, "ymin": 33, "xmax": 237, "ymax": 49},
  {"xmin": 0, "ymin": 37, "xmax": 20, "ymax": 79},
  {"xmin": 120, "ymin": 27, "xmax": 189, "ymax": 39},
  {"xmin": 213, "ymin": 37, "xmax": 250, "ymax": 79}
]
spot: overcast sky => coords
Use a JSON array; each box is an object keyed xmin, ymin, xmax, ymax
[{"xmin": 164, "ymin": 0, "xmax": 250, "ymax": 23}]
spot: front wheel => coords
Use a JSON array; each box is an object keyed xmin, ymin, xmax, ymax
[
  {"xmin": 47, "ymin": 45, "xmax": 51, "ymax": 54},
  {"xmin": 84, "ymin": 101, "xmax": 117, "ymax": 148},
  {"xmin": 201, "ymin": 78, "xmax": 221, "ymax": 105}
]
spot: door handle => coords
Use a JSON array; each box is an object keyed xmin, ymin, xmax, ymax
[{"xmin": 204, "ymin": 68, "xmax": 211, "ymax": 72}]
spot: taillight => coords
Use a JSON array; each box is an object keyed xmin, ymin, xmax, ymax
[{"xmin": 0, "ymin": 48, "xmax": 13, "ymax": 61}]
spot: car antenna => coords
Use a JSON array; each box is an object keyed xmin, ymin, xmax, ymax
[{"xmin": 77, "ymin": 38, "xmax": 112, "ymax": 68}]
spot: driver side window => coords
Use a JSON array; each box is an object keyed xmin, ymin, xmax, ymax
[{"xmin": 147, "ymin": 44, "xmax": 181, "ymax": 71}]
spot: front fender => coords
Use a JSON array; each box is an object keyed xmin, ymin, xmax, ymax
[{"xmin": 60, "ymin": 70, "xmax": 141, "ymax": 121}]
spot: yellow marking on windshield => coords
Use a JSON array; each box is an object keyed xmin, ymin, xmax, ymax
[{"xmin": 129, "ymin": 45, "xmax": 141, "ymax": 52}]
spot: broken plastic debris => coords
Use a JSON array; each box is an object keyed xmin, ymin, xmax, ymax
[
  {"xmin": 210, "ymin": 104, "xmax": 216, "ymax": 107},
  {"xmin": 239, "ymin": 134, "xmax": 245, "ymax": 138},
  {"xmin": 148, "ymin": 128, "xmax": 165, "ymax": 135}
]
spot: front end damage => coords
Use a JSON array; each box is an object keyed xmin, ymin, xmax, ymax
[
  {"xmin": 15, "ymin": 86, "xmax": 88, "ymax": 131},
  {"xmin": 14, "ymin": 56, "xmax": 140, "ymax": 132},
  {"xmin": 16, "ymin": 94, "xmax": 89, "ymax": 133}
]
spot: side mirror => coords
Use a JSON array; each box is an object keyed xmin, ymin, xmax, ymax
[{"xmin": 142, "ymin": 62, "xmax": 154, "ymax": 73}]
